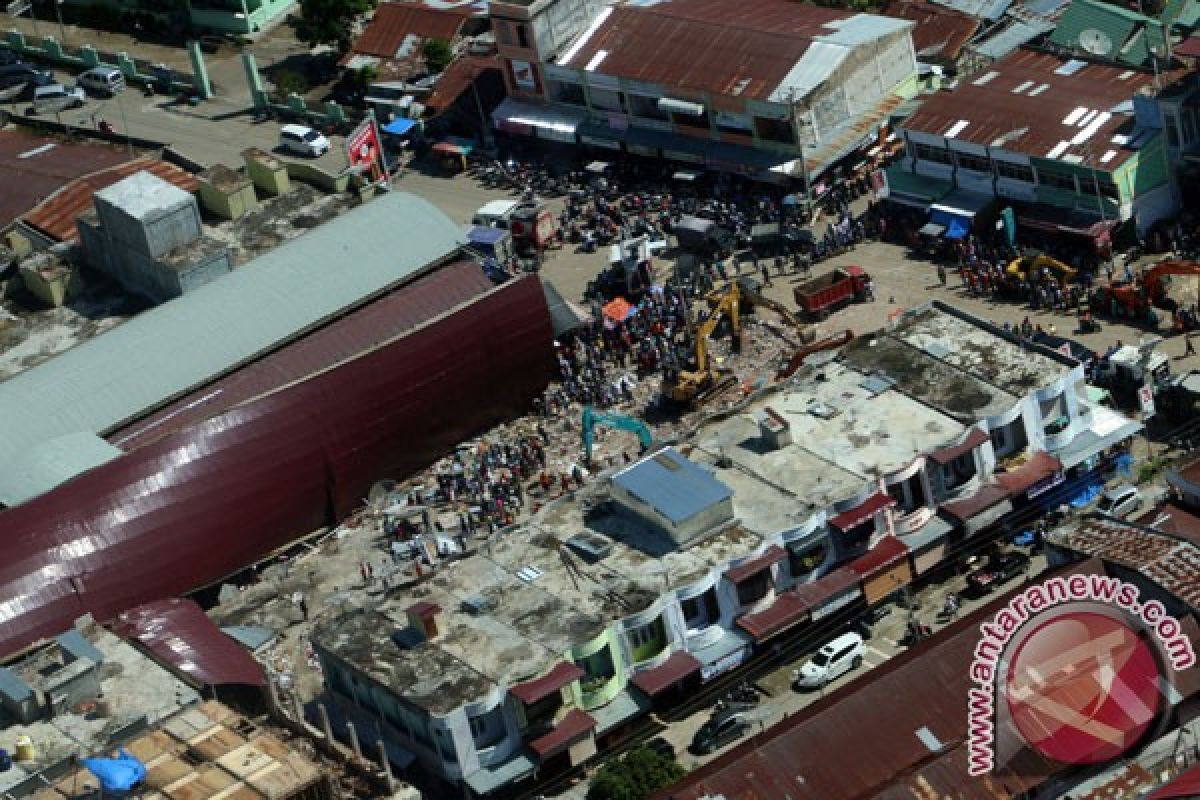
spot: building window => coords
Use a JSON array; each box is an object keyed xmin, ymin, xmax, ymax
[
  {"xmin": 942, "ymin": 452, "xmax": 977, "ymax": 490},
  {"xmin": 673, "ymin": 110, "xmax": 710, "ymax": 131},
  {"xmin": 786, "ymin": 541, "xmax": 828, "ymax": 577},
  {"xmin": 578, "ymin": 646, "xmax": 616, "ymax": 691},
  {"xmin": 627, "ymin": 618, "xmax": 665, "ymax": 649},
  {"xmin": 681, "ymin": 589, "xmax": 719, "ymax": 630},
  {"xmin": 589, "ymin": 87, "xmax": 624, "ymax": 113},
  {"xmin": 735, "ymin": 570, "xmax": 770, "ymax": 606},
  {"xmin": 549, "ymin": 80, "xmax": 585, "ymax": 106},
  {"xmin": 516, "ymin": 23, "xmax": 529, "ymax": 48},
  {"xmin": 1037, "ymin": 168, "xmax": 1076, "ymax": 191},
  {"xmin": 995, "ymin": 161, "xmax": 1034, "ymax": 183},
  {"xmin": 629, "ymin": 94, "xmax": 667, "ymax": 120},
  {"xmin": 1165, "ymin": 111, "xmax": 1180, "ymax": 147},
  {"xmin": 495, "ymin": 21, "xmax": 513, "ymax": 46},
  {"xmin": 755, "ymin": 116, "xmax": 794, "ymax": 144},
  {"xmin": 914, "ymin": 142, "xmax": 953, "ymax": 165},
  {"xmin": 469, "ymin": 708, "xmax": 506, "ymax": 750},
  {"xmin": 955, "ymin": 152, "xmax": 992, "ymax": 174}
]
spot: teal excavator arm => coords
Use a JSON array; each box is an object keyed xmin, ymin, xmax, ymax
[{"xmin": 582, "ymin": 405, "xmax": 653, "ymax": 464}]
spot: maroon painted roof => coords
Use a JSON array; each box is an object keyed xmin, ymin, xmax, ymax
[
  {"xmin": 725, "ymin": 545, "xmax": 786, "ymax": 584},
  {"xmin": 995, "ymin": 451, "xmax": 1062, "ymax": 496},
  {"xmin": 426, "ymin": 55, "xmax": 501, "ymax": 112},
  {"xmin": 927, "ymin": 427, "xmax": 989, "ymax": 466},
  {"xmin": 793, "ymin": 567, "xmax": 860, "ymax": 606},
  {"xmin": 510, "ymin": 662, "xmax": 585, "ymax": 705},
  {"xmin": 882, "ymin": 0, "xmax": 977, "ymax": 63},
  {"xmin": 902, "ymin": 50, "xmax": 1158, "ymax": 169},
  {"xmin": 111, "ymin": 260, "xmax": 495, "ymax": 449},
  {"xmin": 737, "ymin": 591, "xmax": 810, "ymax": 641},
  {"xmin": 940, "ymin": 482, "xmax": 1011, "ymax": 522},
  {"xmin": 1134, "ymin": 502, "xmax": 1200, "ymax": 546},
  {"xmin": 653, "ymin": 560, "xmax": 1111, "ymax": 800},
  {"xmin": 528, "ymin": 709, "xmax": 596, "ymax": 759},
  {"xmin": 0, "ymin": 129, "xmax": 129, "ymax": 233},
  {"xmin": 23, "ymin": 158, "xmax": 199, "ymax": 243},
  {"xmin": 560, "ymin": 1, "xmax": 851, "ymax": 102},
  {"xmin": 630, "ymin": 650, "xmax": 701, "ymax": 695},
  {"xmin": 406, "ymin": 601, "xmax": 441, "ymax": 618},
  {"xmin": 0, "ymin": 274, "xmax": 553, "ymax": 658},
  {"xmin": 829, "ymin": 492, "xmax": 895, "ymax": 531},
  {"xmin": 846, "ymin": 536, "xmax": 909, "ymax": 577},
  {"xmin": 112, "ymin": 598, "xmax": 265, "ymax": 687},
  {"xmin": 353, "ymin": 2, "xmax": 471, "ymax": 58},
  {"xmin": 1175, "ymin": 36, "xmax": 1200, "ymax": 59}
]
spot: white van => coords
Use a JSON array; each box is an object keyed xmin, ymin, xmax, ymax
[
  {"xmin": 793, "ymin": 631, "xmax": 865, "ymax": 689},
  {"xmin": 472, "ymin": 199, "xmax": 519, "ymax": 229},
  {"xmin": 279, "ymin": 124, "xmax": 330, "ymax": 157},
  {"xmin": 78, "ymin": 66, "xmax": 125, "ymax": 96}
]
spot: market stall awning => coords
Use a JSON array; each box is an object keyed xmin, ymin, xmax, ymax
[
  {"xmin": 829, "ymin": 492, "xmax": 896, "ymax": 531},
  {"xmin": 725, "ymin": 545, "xmax": 786, "ymax": 583},
  {"xmin": 705, "ymin": 141, "xmax": 792, "ymax": 171},
  {"xmin": 510, "ymin": 662, "xmax": 584, "ymax": 705},
  {"xmin": 602, "ymin": 296, "xmax": 634, "ymax": 322},
  {"xmin": 432, "ymin": 141, "xmax": 467, "ymax": 155},
  {"xmin": 918, "ymin": 222, "xmax": 946, "ymax": 236},
  {"xmin": 624, "ymin": 127, "xmax": 707, "ymax": 157},
  {"xmin": 630, "ymin": 650, "xmax": 702, "ymax": 695},
  {"xmin": 847, "ymin": 535, "xmax": 909, "ymax": 578},
  {"xmin": 382, "ymin": 117, "xmax": 417, "ymax": 136},
  {"xmin": 928, "ymin": 427, "xmax": 990, "ymax": 466},
  {"xmin": 491, "ymin": 97, "xmax": 585, "ymax": 142},
  {"xmin": 995, "ymin": 451, "xmax": 1063, "ymax": 497},
  {"xmin": 528, "ymin": 709, "xmax": 597, "ymax": 759}
]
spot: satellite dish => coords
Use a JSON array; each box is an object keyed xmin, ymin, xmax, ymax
[{"xmin": 1079, "ymin": 28, "xmax": 1113, "ymax": 56}]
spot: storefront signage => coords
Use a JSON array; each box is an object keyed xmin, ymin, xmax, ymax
[
  {"xmin": 511, "ymin": 60, "xmax": 537, "ymax": 92},
  {"xmin": 1138, "ymin": 385, "xmax": 1155, "ymax": 416},
  {"xmin": 580, "ymin": 135, "xmax": 621, "ymax": 150},
  {"xmin": 701, "ymin": 645, "xmax": 749, "ymax": 682},
  {"xmin": 812, "ymin": 588, "xmax": 862, "ymax": 621},
  {"xmin": 1027, "ymin": 471, "xmax": 1065, "ymax": 499},
  {"xmin": 714, "ymin": 111, "xmax": 753, "ymax": 131}
]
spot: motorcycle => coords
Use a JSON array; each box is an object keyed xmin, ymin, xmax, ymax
[{"xmin": 898, "ymin": 620, "xmax": 933, "ymax": 647}]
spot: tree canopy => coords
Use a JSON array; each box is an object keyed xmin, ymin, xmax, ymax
[
  {"xmin": 422, "ymin": 38, "xmax": 453, "ymax": 73},
  {"xmin": 586, "ymin": 746, "xmax": 685, "ymax": 800},
  {"xmin": 292, "ymin": 0, "xmax": 374, "ymax": 52}
]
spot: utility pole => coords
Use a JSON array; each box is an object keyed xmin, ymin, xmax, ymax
[
  {"xmin": 787, "ymin": 88, "xmax": 815, "ymax": 225},
  {"xmin": 53, "ymin": 0, "xmax": 66, "ymax": 45}
]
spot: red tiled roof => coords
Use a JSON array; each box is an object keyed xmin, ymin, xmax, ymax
[
  {"xmin": 22, "ymin": 157, "xmax": 198, "ymax": 243},
  {"xmin": 725, "ymin": 545, "xmax": 786, "ymax": 584},
  {"xmin": 995, "ymin": 451, "xmax": 1062, "ymax": 497},
  {"xmin": 829, "ymin": 492, "xmax": 896, "ymax": 531},
  {"xmin": 927, "ymin": 427, "xmax": 989, "ymax": 466},
  {"xmin": 882, "ymin": 0, "xmax": 978, "ymax": 63},
  {"xmin": 940, "ymin": 482, "xmax": 1011, "ymax": 522},
  {"xmin": 560, "ymin": 1, "xmax": 853, "ymax": 102},
  {"xmin": 738, "ymin": 568, "xmax": 863, "ymax": 641},
  {"xmin": 630, "ymin": 650, "xmax": 702, "ymax": 695},
  {"xmin": 847, "ymin": 536, "xmax": 909, "ymax": 578},
  {"xmin": 353, "ymin": 2, "xmax": 471, "ymax": 58},
  {"xmin": 510, "ymin": 662, "xmax": 584, "ymax": 705},
  {"xmin": 903, "ymin": 50, "xmax": 1161, "ymax": 169},
  {"xmin": 528, "ymin": 709, "xmax": 596, "ymax": 759}
]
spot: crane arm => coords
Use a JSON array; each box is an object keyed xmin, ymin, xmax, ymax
[{"xmin": 582, "ymin": 406, "xmax": 652, "ymax": 463}]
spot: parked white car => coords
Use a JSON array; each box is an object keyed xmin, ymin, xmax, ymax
[
  {"xmin": 77, "ymin": 66, "xmax": 125, "ymax": 96},
  {"xmin": 279, "ymin": 124, "xmax": 329, "ymax": 157},
  {"xmin": 1096, "ymin": 484, "xmax": 1141, "ymax": 518},
  {"xmin": 31, "ymin": 84, "xmax": 85, "ymax": 114},
  {"xmin": 793, "ymin": 631, "xmax": 865, "ymax": 689}
]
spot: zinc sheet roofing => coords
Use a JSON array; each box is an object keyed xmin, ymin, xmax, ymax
[
  {"xmin": 612, "ymin": 447, "xmax": 733, "ymax": 524},
  {"xmin": 0, "ymin": 192, "xmax": 465, "ymax": 503},
  {"xmin": 352, "ymin": 2, "xmax": 472, "ymax": 58},
  {"xmin": 970, "ymin": 18, "xmax": 1056, "ymax": 59},
  {"xmin": 559, "ymin": 0, "xmax": 857, "ymax": 101},
  {"xmin": 902, "ymin": 49, "xmax": 1156, "ymax": 167},
  {"xmin": 884, "ymin": 0, "xmax": 979, "ymax": 62},
  {"xmin": 1049, "ymin": 0, "xmax": 1167, "ymax": 68}
]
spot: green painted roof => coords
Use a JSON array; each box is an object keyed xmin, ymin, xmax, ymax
[
  {"xmin": 0, "ymin": 191, "xmax": 465, "ymax": 504},
  {"xmin": 883, "ymin": 167, "xmax": 953, "ymax": 202},
  {"xmin": 1165, "ymin": 0, "xmax": 1200, "ymax": 30},
  {"xmin": 1049, "ymin": 0, "xmax": 1167, "ymax": 66}
]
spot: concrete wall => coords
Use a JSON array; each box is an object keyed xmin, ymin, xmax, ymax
[
  {"xmin": 178, "ymin": 250, "xmax": 233, "ymax": 294},
  {"xmin": 93, "ymin": 191, "xmax": 202, "ymax": 260},
  {"xmin": 609, "ymin": 482, "xmax": 734, "ymax": 546}
]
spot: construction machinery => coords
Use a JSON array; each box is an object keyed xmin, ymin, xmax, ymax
[
  {"xmin": 1095, "ymin": 260, "xmax": 1200, "ymax": 325},
  {"xmin": 1005, "ymin": 252, "xmax": 1077, "ymax": 285},
  {"xmin": 582, "ymin": 405, "xmax": 653, "ymax": 465},
  {"xmin": 1093, "ymin": 338, "xmax": 1171, "ymax": 410},
  {"xmin": 662, "ymin": 281, "xmax": 744, "ymax": 405}
]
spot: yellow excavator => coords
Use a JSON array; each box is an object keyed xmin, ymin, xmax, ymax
[
  {"xmin": 662, "ymin": 282, "xmax": 743, "ymax": 405},
  {"xmin": 1005, "ymin": 251, "xmax": 1077, "ymax": 285},
  {"xmin": 727, "ymin": 277, "xmax": 818, "ymax": 347}
]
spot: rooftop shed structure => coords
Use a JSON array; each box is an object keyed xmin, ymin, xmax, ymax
[{"xmin": 611, "ymin": 448, "xmax": 735, "ymax": 545}]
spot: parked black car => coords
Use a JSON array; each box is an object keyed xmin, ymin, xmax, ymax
[
  {"xmin": 966, "ymin": 551, "xmax": 1031, "ymax": 594},
  {"xmin": 690, "ymin": 710, "xmax": 751, "ymax": 755},
  {"xmin": 0, "ymin": 64, "xmax": 54, "ymax": 91}
]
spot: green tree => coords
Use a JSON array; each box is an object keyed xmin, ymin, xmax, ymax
[
  {"xmin": 587, "ymin": 747, "xmax": 685, "ymax": 800},
  {"xmin": 272, "ymin": 68, "xmax": 309, "ymax": 100},
  {"xmin": 291, "ymin": 0, "xmax": 374, "ymax": 52},
  {"xmin": 422, "ymin": 37, "xmax": 453, "ymax": 73}
]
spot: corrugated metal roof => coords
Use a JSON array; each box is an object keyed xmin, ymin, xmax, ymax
[
  {"xmin": 352, "ymin": 1, "xmax": 472, "ymax": 58},
  {"xmin": 111, "ymin": 259, "xmax": 493, "ymax": 449},
  {"xmin": 929, "ymin": 0, "xmax": 1011, "ymax": 20},
  {"xmin": 0, "ymin": 192, "xmax": 465, "ymax": 504},
  {"xmin": 0, "ymin": 432, "xmax": 123, "ymax": 506},
  {"xmin": 1049, "ymin": 0, "xmax": 1167, "ymax": 68},
  {"xmin": 902, "ymin": 49, "xmax": 1157, "ymax": 168},
  {"xmin": 654, "ymin": 560, "xmax": 1110, "ymax": 800},
  {"xmin": 883, "ymin": 0, "xmax": 980, "ymax": 62},
  {"xmin": 22, "ymin": 158, "xmax": 199, "ymax": 243},
  {"xmin": 113, "ymin": 598, "xmax": 266, "ymax": 686},
  {"xmin": 612, "ymin": 447, "xmax": 733, "ymax": 525},
  {"xmin": 771, "ymin": 42, "xmax": 848, "ymax": 100},
  {"xmin": 970, "ymin": 18, "xmax": 1055, "ymax": 59}
]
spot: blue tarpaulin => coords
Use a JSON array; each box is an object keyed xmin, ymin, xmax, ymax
[
  {"xmin": 930, "ymin": 208, "xmax": 971, "ymax": 239},
  {"xmin": 382, "ymin": 118, "xmax": 416, "ymax": 136},
  {"xmin": 82, "ymin": 750, "xmax": 146, "ymax": 793},
  {"xmin": 1068, "ymin": 483, "xmax": 1103, "ymax": 508}
]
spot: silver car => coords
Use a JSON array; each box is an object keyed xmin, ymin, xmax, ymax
[
  {"xmin": 1096, "ymin": 484, "xmax": 1141, "ymax": 518},
  {"xmin": 32, "ymin": 84, "xmax": 85, "ymax": 114}
]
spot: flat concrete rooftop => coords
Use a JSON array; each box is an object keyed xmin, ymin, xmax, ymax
[{"xmin": 891, "ymin": 305, "xmax": 1070, "ymax": 395}]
